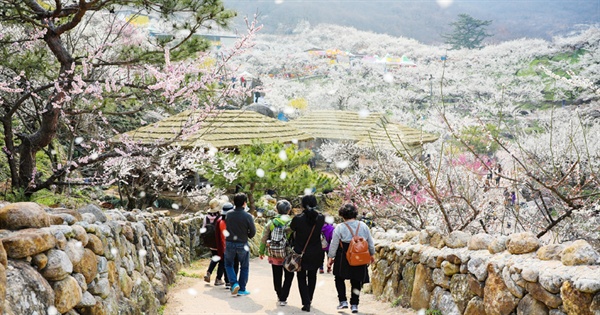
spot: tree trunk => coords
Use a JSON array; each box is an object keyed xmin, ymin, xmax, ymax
[{"xmin": 16, "ymin": 30, "xmax": 73, "ymax": 193}]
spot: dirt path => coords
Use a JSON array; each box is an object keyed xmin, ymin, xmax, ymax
[{"xmin": 164, "ymin": 258, "xmax": 416, "ymax": 315}]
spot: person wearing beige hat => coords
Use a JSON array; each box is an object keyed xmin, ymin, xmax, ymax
[{"xmin": 203, "ymin": 198, "xmax": 226, "ymax": 285}]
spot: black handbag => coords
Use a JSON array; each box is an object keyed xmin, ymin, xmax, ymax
[{"xmin": 283, "ymin": 225, "xmax": 316, "ymax": 272}]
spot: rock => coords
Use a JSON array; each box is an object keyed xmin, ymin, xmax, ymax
[
  {"xmin": 446, "ymin": 254, "xmax": 462, "ymax": 265},
  {"xmin": 561, "ymin": 240, "xmax": 600, "ymax": 266},
  {"xmin": 539, "ymin": 270, "xmax": 565, "ymax": 294},
  {"xmin": 72, "ymin": 225, "xmax": 89, "ymax": 247},
  {"xmin": 0, "ymin": 264, "xmax": 5, "ymax": 314},
  {"xmin": 88, "ymin": 278, "xmax": 110, "ymax": 299},
  {"xmin": 4, "ymin": 260, "xmax": 54, "ymax": 315},
  {"xmin": 1, "ymin": 228, "xmax": 56, "ymax": 258},
  {"xmin": 86, "ymin": 234, "xmax": 105, "ymax": 255},
  {"xmin": 399, "ymin": 261, "xmax": 416, "ymax": 307},
  {"xmin": 122, "ymin": 224, "xmax": 134, "ymax": 242},
  {"xmin": 73, "ymin": 248, "xmax": 97, "ymax": 284},
  {"xmin": 502, "ymin": 266, "xmax": 524, "ymax": 298},
  {"xmin": 432, "ymin": 268, "xmax": 450, "ymax": 289},
  {"xmin": 403, "ymin": 231, "xmax": 420, "ymax": 242},
  {"xmin": 450, "ymin": 274, "xmax": 476, "ymax": 313},
  {"xmin": 80, "ymin": 296, "xmax": 107, "ymax": 315},
  {"xmin": 107, "ymin": 261, "xmax": 117, "ymax": 285},
  {"xmin": 73, "ymin": 273, "xmax": 87, "ymax": 292},
  {"xmin": 41, "ymin": 249, "xmax": 73, "ymax": 281},
  {"xmin": 467, "ymin": 256, "xmax": 489, "ymax": 281},
  {"xmin": 81, "ymin": 213, "xmax": 98, "ymax": 224},
  {"xmin": 32, "ymin": 253, "xmax": 48, "ymax": 269},
  {"xmin": 119, "ymin": 268, "xmax": 134, "ymax": 298},
  {"xmin": 77, "ymin": 291, "xmax": 97, "ymax": 308},
  {"xmin": 522, "ymin": 266, "xmax": 540, "ymax": 282},
  {"xmin": 0, "ymin": 202, "xmax": 50, "ymax": 230},
  {"xmin": 48, "ymin": 214, "xmax": 65, "ymax": 225},
  {"xmin": 506, "ymin": 232, "xmax": 540, "ymax": 254},
  {"xmin": 464, "ymin": 297, "xmax": 485, "ymax": 315},
  {"xmin": 526, "ymin": 281, "xmax": 562, "ymax": 308},
  {"xmin": 517, "ymin": 294, "xmax": 549, "ymax": 315},
  {"xmin": 47, "ymin": 208, "xmax": 83, "ymax": 222},
  {"xmin": 430, "ymin": 286, "xmax": 460, "ymax": 315},
  {"xmin": 591, "ymin": 293, "xmax": 600, "ymax": 314},
  {"xmin": 445, "ymin": 231, "xmax": 471, "ymax": 249},
  {"xmin": 410, "ymin": 263, "xmax": 435, "ymax": 310},
  {"xmin": 488, "ymin": 236, "xmax": 508, "ymax": 254},
  {"xmin": 442, "ymin": 261, "xmax": 460, "ymax": 276},
  {"xmin": 78, "ymin": 204, "xmax": 107, "ymax": 223},
  {"xmin": 483, "ymin": 264, "xmax": 519, "ymax": 315},
  {"xmin": 65, "ymin": 239, "xmax": 85, "ymax": 267},
  {"xmin": 50, "ymin": 227, "xmax": 68, "ymax": 250},
  {"xmin": 538, "ymin": 244, "xmax": 565, "ymax": 261},
  {"xmin": 468, "ymin": 274, "xmax": 484, "ymax": 298},
  {"xmin": 468, "ymin": 233, "xmax": 493, "ymax": 250},
  {"xmin": 53, "ymin": 276, "xmax": 82, "ymax": 314},
  {"xmin": 0, "ymin": 240, "xmax": 7, "ymax": 267},
  {"xmin": 574, "ymin": 277, "xmax": 600, "ymax": 294},
  {"xmin": 561, "ymin": 280, "xmax": 594, "ymax": 315}
]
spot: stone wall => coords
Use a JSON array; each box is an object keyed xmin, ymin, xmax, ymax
[
  {"xmin": 370, "ymin": 228, "xmax": 600, "ymax": 315},
  {"xmin": 0, "ymin": 202, "xmax": 207, "ymax": 315}
]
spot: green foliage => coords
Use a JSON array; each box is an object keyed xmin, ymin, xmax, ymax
[
  {"xmin": 426, "ymin": 309, "xmax": 443, "ymax": 315},
  {"xmin": 391, "ymin": 295, "xmax": 403, "ymax": 307},
  {"xmin": 442, "ymin": 13, "xmax": 492, "ymax": 50},
  {"xmin": 459, "ymin": 124, "xmax": 500, "ymax": 154},
  {"xmin": 202, "ymin": 141, "xmax": 338, "ymax": 208},
  {"xmin": 30, "ymin": 189, "xmax": 91, "ymax": 208}
]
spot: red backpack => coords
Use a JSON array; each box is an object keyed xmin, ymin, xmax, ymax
[{"xmin": 344, "ymin": 223, "xmax": 371, "ymax": 266}]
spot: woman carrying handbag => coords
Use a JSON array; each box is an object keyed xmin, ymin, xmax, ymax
[
  {"xmin": 289, "ymin": 195, "xmax": 325, "ymax": 312},
  {"xmin": 327, "ymin": 203, "xmax": 375, "ymax": 314}
]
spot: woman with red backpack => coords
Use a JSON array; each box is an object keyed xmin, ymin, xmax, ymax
[{"xmin": 327, "ymin": 203, "xmax": 375, "ymax": 314}]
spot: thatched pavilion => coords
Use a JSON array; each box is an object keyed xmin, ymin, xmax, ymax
[
  {"xmin": 287, "ymin": 110, "xmax": 437, "ymax": 153},
  {"xmin": 117, "ymin": 109, "xmax": 313, "ymax": 149}
]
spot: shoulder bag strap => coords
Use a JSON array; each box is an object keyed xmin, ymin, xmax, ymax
[
  {"xmin": 301, "ymin": 225, "xmax": 316, "ymax": 254},
  {"xmin": 344, "ymin": 222, "xmax": 355, "ymax": 237}
]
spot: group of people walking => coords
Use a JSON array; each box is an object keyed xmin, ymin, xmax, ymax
[{"xmin": 203, "ymin": 192, "xmax": 375, "ymax": 313}]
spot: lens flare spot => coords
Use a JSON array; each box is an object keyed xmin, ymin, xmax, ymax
[
  {"xmin": 436, "ymin": 0, "xmax": 453, "ymax": 9},
  {"xmin": 172, "ymin": 203, "xmax": 180, "ymax": 210},
  {"xmin": 244, "ymin": 245, "xmax": 250, "ymax": 252},
  {"xmin": 383, "ymin": 73, "xmax": 394, "ymax": 83},
  {"xmin": 139, "ymin": 249, "xmax": 147, "ymax": 257},
  {"xmin": 222, "ymin": 230, "xmax": 230, "ymax": 237},
  {"xmin": 47, "ymin": 306, "xmax": 59, "ymax": 315},
  {"xmin": 358, "ymin": 109, "xmax": 370, "ymax": 118},
  {"xmin": 325, "ymin": 216, "xmax": 335, "ymax": 224},
  {"xmin": 187, "ymin": 288, "xmax": 198, "ymax": 296},
  {"xmin": 200, "ymin": 227, "xmax": 207, "ymax": 234},
  {"xmin": 280, "ymin": 171, "xmax": 287, "ymax": 180},
  {"xmin": 74, "ymin": 137, "xmax": 84, "ymax": 144},
  {"xmin": 304, "ymin": 188, "xmax": 313, "ymax": 195},
  {"xmin": 335, "ymin": 160, "xmax": 350, "ymax": 169},
  {"xmin": 278, "ymin": 150, "xmax": 288, "ymax": 161},
  {"xmin": 111, "ymin": 248, "xmax": 118, "ymax": 256},
  {"xmin": 211, "ymin": 255, "xmax": 221, "ymax": 262},
  {"xmin": 256, "ymin": 168, "xmax": 265, "ymax": 178}
]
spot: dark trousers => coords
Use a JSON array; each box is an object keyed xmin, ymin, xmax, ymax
[
  {"xmin": 297, "ymin": 269, "xmax": 318, "ymax": 307},
  {"xmin": 207, "ymin": 249, "xmax": 226, "ymax": 281},
  {"xmin": 272, "ymin": 264, "xmax": 294, "ymax": 302},
  {"xmin": 335, "ymin": 276, "xmax": 363, "ymax": 305}
]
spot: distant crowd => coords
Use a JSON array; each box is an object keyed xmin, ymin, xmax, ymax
[{"xmin": 200, "ymin": 192, "xmax": 376, "ymax": 313}]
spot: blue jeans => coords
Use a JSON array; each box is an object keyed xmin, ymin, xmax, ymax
[{"xmin": 225, "ymin": 241, "xmax": 250, "ymax": 291}]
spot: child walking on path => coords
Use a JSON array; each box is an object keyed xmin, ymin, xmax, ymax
[
  {"xmin": 203, "ymin": 199, "xmax": 226, "ymax": 286},
  {"xmin": 259, "ymin": 200, "xmax": 295, "ymax": 306}
]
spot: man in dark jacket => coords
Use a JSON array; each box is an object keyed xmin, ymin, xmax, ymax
[{"xmin": 225, "ymin": 193, "xmax": 256, "ymax": 296}]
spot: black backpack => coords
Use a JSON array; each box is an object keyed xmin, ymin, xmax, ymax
[{"xmin": 201, "ymin": 216, "xmax": 218, "ymax": 248}]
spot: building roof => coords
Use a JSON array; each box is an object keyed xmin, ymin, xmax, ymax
[
  {"xmin": 287, "ymin": 110, "xmax": 437, "ymax": 151},
  {"xmin": 287, "ymin": 110, "xmax": 388, "ymax": 141},
  {"xmin": 117, "ymin": 110, "xmax": 313, "ymax": 149},
  {"xmin": 355, "ymin": 123, "xmax": 438, "ymax": 151}
]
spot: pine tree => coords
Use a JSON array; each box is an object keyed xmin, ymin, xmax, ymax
[{"xmin": 443, "ymin": 14, "xmax": 493, "ymax": 50}]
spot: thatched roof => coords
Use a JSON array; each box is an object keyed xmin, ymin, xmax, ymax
[
  {"xmin": 287, "ymin": 110, "xmax": 388, "ymax": 141},
  {"xmin": 355, "ymin": 123, "xmax": 438, "ymax": 151},
  {"xmin": 117, "ymin": 110, "xmax": 313, "ymax": 149}
]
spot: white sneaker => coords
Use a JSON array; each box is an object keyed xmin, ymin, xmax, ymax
[
  {"xmin": 337, "ymin": 301, "xmax": 349, "ymax": 309},
  {"xmin": 278, "ymin": 301, "xmax": 287, "ymax": 306}
]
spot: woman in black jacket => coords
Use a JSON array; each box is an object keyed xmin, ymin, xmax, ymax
[{"xmin": 289, "ymin": 195, "xmax": 325, "ymax": 312}]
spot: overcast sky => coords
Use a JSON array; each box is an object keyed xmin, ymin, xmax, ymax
[{"xmin": 224, "ymin": 0, "xmax": 600, "ymax": 43}]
